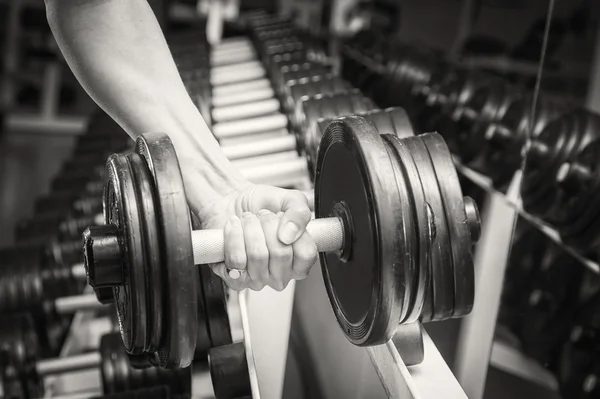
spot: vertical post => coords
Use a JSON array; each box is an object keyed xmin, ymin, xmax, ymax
[{"xmin": 453, "ymin": 174, "xmax": 521, "ymax": 399}]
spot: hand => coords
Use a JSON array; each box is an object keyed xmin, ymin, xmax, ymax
[{"xmin": 191, "ymin": 182, "xmax": 318, "ymax": 291}]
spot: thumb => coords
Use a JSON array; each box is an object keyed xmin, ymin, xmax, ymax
[{"xmin": 277, "ymin": 190, "xmax": 312, "ymax": 245}]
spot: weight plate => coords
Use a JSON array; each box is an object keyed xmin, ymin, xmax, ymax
[
  {"xmin": 135, "ymin": 133, "xmax": 197, "ymax": 369},
  {"xmin": 422, "ymin": 133, "xmax": 475, "ymax": 317},
  {"xmin": 127, "ymin": 152, "xmax": 164, "ymax": 353},
  {"xmin": 316, "ymin": 116, "xmax": 405, "ymax": 346},
  {"xmin": 400, "ymin": 136, "xmax": 454, "ymax": 321},
  {"xmin": 303, "ymin": 92, "xmax": 376, "ymax": 175},
  {"xmin": 199, "ymin": 263, "xmax": 232, "ymax": 348},
  {"xmin": 208, "ymin": 342, "xmax": 252, "ymax": 399},
  {"xmin": 384, "ymin": 134, "xmax": 431, "ymax": 324},
  {"xmin": 556, "ymin": 140, "xmax": 600, "ymax": 247},
  {"xmin": 381, "ymin": 136, "xmax": 416, "ymax": 325},
  {"xmin": 518, "ymin": 251, "xmax": 583, "ymax": 366},
  {"xmin": 104, "ymin": 153, "xmax": 149, "ymax": 355},
  {"xmin": 363, "ymin": 107, "xmax": 415, "ymax": 139}
]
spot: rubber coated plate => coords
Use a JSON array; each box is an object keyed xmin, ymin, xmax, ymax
[
  {"xmin": 135, "ymin": 133, "xmax": 197, "ymax": 369},
  {"xmin": 400, "ymin": 136, "xmax": 455, "ymax": 321},
  {"xmin": 127, "ymin": 152, "xmax": 164, "ymax": 353},
  {"xmin": 316, "ymin": 116, "xmax": 405, "ymax": 346},
  {"xmin": 104, "ymin": 154, "xmax": 149, "ymax": 354},
  {"xmin": 381, "ymin": 136, "xmax": 416, "ymax": 325},
  {"xmin": 556, "ymin": 140, "xmax": 600, "ymax": 243},
  {"xmin": 384, "ymin": 134, "xmax": 431, "ymax": 324},
  {"xmin": 200, "ymin": 265, "xmax": 233, "ymax": 348},
  {"xmin": 422, "ymin": 133, "xmax": 475, "ymax": 317},
  {"xmin": 363, "ymin": 108, "xmax": 415, "ymax": 139}
]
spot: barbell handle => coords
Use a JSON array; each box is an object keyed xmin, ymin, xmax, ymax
[
  {"xmin": 36, "ymin": 352, "xmax": 102, "ymax": 376},
  {"xmin": 191, "ymin": 217, "xmax": 344, "ymax": 265}
]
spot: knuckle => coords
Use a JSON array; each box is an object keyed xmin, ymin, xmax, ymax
[
  {"xmin": 270, "ymin": 246, "xmax": 292, "ymax": 260},
  {"xmin": 295, "ymin": 244, "xmax": 317, "ymax": 262},
  {"xmin": 293, "ymin": 206, "xmax": 312, "ymax": 222},
  {"xmin": 247, "ymin": 246, "xmax": 268, "ymax": 261},
  {"xmin": 228, "ymin": 254, "xmax": 247, "ymax": 268}
]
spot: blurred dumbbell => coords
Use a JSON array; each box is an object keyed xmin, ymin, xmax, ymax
[
  {"xmin": 482, "ymin": 94, "xmax": 570, "ymax": 189},
  {"xmin": 522, "ymin": 108, "xmax": 600, "ymax": 222},
  {"xmin": 208, "ymin": 342, "xmax": 251, "ymax": 399},
  {"xmin": 517, "ymin": 249, "xmax": 583, "ymax": 368},
  {"xmin": 558, "ymin": 292, "xmax": 600, "ymax": 399},
  {"xmin": 0, "ymin": 315, "xmax": 191, "ymax": 399},
  {"xmin": 551, "ymin": 137, "xmax": 600, "ymax": 251},
  {"xmin": 451, "ymin": 78, "xmax": 520, "ymax": 166}
]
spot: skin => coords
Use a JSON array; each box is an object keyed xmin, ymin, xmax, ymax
[{"xmin": 44, "ymin": 0, "xmax": 318, "ymax": 291}]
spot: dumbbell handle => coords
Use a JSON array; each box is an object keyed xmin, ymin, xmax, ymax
[
  {"xmin": 55, "ymin": 292, "xmax": 107, "ymax": 314},
  {"xmin": 36, "ymin": 351, "xmax": 101, "ymax": 376},
  {"xmin": 191, "ymin": 217, "xmax": 344, "ymax": 264}
]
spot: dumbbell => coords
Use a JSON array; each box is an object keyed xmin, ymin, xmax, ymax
[
  {"xmin": 81, "ymin": 115, "xmax": 480, "ymax": 367},
  {"xmin": 342, "ymin": 39, "xmax": 439, "ymax": 111},
  {"xmin": 451, "ymin": 78, "xmax": 520, "ymax": 166},
  {"xmin": 558, "ymin": 292, "xmax": 600, "ymax": 399},
  {"xmin": 481, "ymin": 94, "xmax": 570, "ymax": 189},
  {"xmin": 0, "ymin": 254, "xmax": 105, "ymax": 315},
  {"xmin": 550, "ymin": 137, "xmax": 600, "ymax": 251},
  {"xmin": 0, "ymin": 314, "xmax": 191, "ymax": 399},
  {"xmin": 413, "ymin": 69, "xmax": 494, "ymax": 148},
  {"xmin": 521, "ymin": 108, "xmax": 600, "ymax": 222},
  {"xmin": 517, "ymin": 249, "xmax": 583, "ymax": 369},
  {"xmin": 498, "ymin": 222, "xmax": 551, "ymax": 332},
  {"xmin": 208, "ymin": 342, "xmax": 252, "ymax": 399}
]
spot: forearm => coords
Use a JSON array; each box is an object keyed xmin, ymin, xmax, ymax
[{"xmin": 45, "ymin": 0, "xmax": 247, "ymax": 206}]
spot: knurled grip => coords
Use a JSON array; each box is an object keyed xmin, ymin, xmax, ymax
[{"xmin": 191, "ymin": 217, "xmax": 344, "ymax": 265}]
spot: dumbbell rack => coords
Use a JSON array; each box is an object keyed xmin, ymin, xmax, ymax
[
  {"xmin": 454, "ymin": 166, "xmax": 600, "ymax": 398},
  {"xmin": 46, "ymin": 287, "xmax": 261, "ymax": 398}
]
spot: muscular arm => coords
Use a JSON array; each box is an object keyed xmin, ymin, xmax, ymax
[{"xmin": 45, "ymin": 0, "xmax": 247, "ymax": 208}]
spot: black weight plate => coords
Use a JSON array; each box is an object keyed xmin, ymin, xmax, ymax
[
  {"xmin": 200, "ymin": 265, "xmax": 233, "ymax": 348},
  {"xmin": 381, "ymin": 137, "xmax": 416, "ymax": 325},
  {"xmin": 304, "ymin": 92, "xmax": 377, "ymax": 175},
  {"xmin": 208, "ymin": 342, "xmax": 252, "ymax": 399},
  {"xmin": 316, "ymin": 116, "xmax": 405, "ymax": 346},
  {"xmin": 360, "ymin": 107, "xmax": 415, "ymax": 139},
  {"xmin": 556, "ymin": 140, "xmax": 600, "ymax": 246},
  {"xmin": 104, "ymin": 153, "xmax": 149, "ymax": 355},
  {"xmin": 521, "ymin": 113, "xmax": 581, "ymax": 218},
  {"xmin": 384, "ymin": 134, "xmax": 431, "ymax": 324},
  {"xmin": 135, "ymin": 133, "xmax": 197, "ymax": 369},
  {"xmin": 127, "ymin": 152, "xmax": 164, "ymax": 353},
  {"xmin": 288, "ymin": 77, "xmax": 353, "ymax": 133},
  {"xmin": 518, "ymin": 251, "xmax": 583, "ymax": 366},
  {"xmin": 421, "ymin": 133, "xmax": 475, "ymax": 317},
  {"xmin": 401, "ymin": 136, "xmax": 454, "ymax": 322}
]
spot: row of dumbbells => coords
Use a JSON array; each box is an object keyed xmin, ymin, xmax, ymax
[
  {"xmin": 340, "ymin": 31, "xmax": 600, "ymax": 256},
  {"xmin": 498, "ymin": 220, "xmax": 599, "ymax": 399},
  {"xmin": 0, "ymin": 312, "xmax": 193, "ymax": 399}
]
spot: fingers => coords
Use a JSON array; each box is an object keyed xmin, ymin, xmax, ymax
[
  {"xmin": 291, "ymin": 232, "xmax": 318, "ymax": 280},
  {"xmin": 259, "ymin": 209, "xmax": 293, "ymax": 291},
  {"xmin": 277, "ymin": 190, "xmax": 312, "ymax": 245},
  {"xmin": 241, "ymin": 212, "xmax": 269, "ymax": 291}
]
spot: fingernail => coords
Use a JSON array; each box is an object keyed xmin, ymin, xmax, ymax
[{"xmin": 279, "ymin": 221, "xmax": 301, "ymax": 244}]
